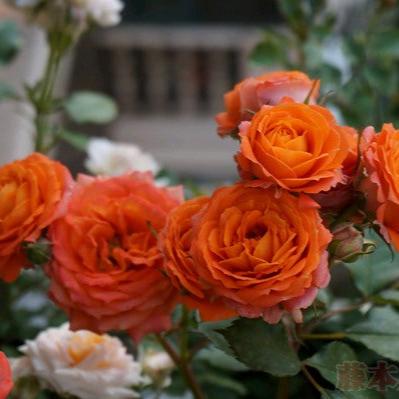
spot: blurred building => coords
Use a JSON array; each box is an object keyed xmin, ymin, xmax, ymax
[{"xmin": 65, "ymin": 1, "xmax": 282, "ymax": 181}]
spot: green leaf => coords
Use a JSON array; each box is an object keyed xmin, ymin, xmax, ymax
[
  {"xmin": 65, "ymin": 91, "xmax": 118, "ymax": 124},
  {"xmin": 0, "ymin": 20, "xmax": 22, "ymax": 65},
  {"xmin": 197, "ymin": 347, "xmax": 248, "ymax": 372},
  {"xmin": 323, "ymin": 390, "xmax": 381, "ymax": 399},
  {"xmin": 199, "ymin": 372, "xmax": 248, "ymax": 396},
  {"xmin": 198, "ymin": 319, "xmax": 236, "ymax": 358},
  {"xmin": 250, "ymin": 33, "xmax": 289, "ymax": 66},
  {"xmin": 345, "ymin": 229, "xmax": 399, "ymax": 297},
  {"xmin": 0, "ymin": 82, "xmax": 17, "ymax": 101},
  {"xmin": 370, "ymin": 31, "xmax": 399, "ymax": 59},
  {"xmin": 219, "ymin": 318, "xmax": 301, "ymax": 376},
  {"xmin": 58, "ymin": 130, "xmax": 89, "ymax": 151},
  {"xmin": 306, "ymin": 342, "xmax": 356, "ymax": 386},
  {"xmin": 347, "ymin": 306, "xmax": 399, "ymax": 362}
]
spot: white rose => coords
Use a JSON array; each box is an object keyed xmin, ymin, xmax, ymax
[
  {"xmin": 85, "ymin": 137, "xmax": 161, "ymax": 177},
  {"xmin": 70, "ymin": 0, "xmax": 124, "ymax": 27},
  {"xmin": 17, "ymin": 324, "xmax": 144, "ymax": 399}
]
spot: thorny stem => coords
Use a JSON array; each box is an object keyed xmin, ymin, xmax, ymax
[{"xmin": 304, "ymin": 301, "xmax": 369, "ymax": 333}]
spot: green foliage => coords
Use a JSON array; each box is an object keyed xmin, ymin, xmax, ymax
[
  {"xmin": 306, "ymin": 342, "xmax": 382, "ymax": 398},
  {"xmin": 345, "ymin": 229, "xmax": 399, "ymax": 297},
  {"xmin": 306, "ymin": 342, "xmax": 357, "ymax": 386},
  {"xmin": 251, "ymin": 0, "xmax": 399, "ymax": 128},
  {"xmin": 0, "ymin": 20, "xmax": 22, "ymax": 65},
  {"xmin": 0, "ymin": 82, "xmax": 18, "ymax": 102},
  {"xmin": 57, "ymin": 129, "xmax": 89, "ymax": 151},
  {"xmin": 65, "ymin": 91, "xmax": 118, "ymax": 124},
  {"xmin": 347, "ymin": 306, "xmax": 399, "ymax": 362},
  {"xmin": 218, "ymin": 318, "xmax": 301, "ymax": 376}
]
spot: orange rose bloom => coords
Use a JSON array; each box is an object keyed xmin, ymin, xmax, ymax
[
  {"xmin": 216, "ymin": 70, "xmax": 319, "ymax": 137},
  {"xmin": 313, "ymin": 126, "xmax": 359, "ymax": 211},
  {"xmin": 0, "ymin": 352, "xmax": 13, "ymax": 399},
  {"xmin": 361, "ymin": 124, "xmax": 399, "ymax": 250},
  {"xmin": 236, "ymin": 102, "xmax": 350, "ymax": 194},
  {"xmin": 0, "ymin": 153, "xmax": 72, "ymax": 282},
  {"xmin": 47, "ymin": 172, "xmax": 183, "ymax": 341},
  {"xmin": 159, "ymin": 196, "xmax": 237, "ymax": 321},
  {"xmin": 167, "ymin": 184, "xmax": 331, "ymax": 323}
]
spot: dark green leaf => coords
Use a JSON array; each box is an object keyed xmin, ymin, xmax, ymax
[
  {"xmin": 199, "ymin": 372, "xmax": 248, "ymax": 396},
  {"xmin": 347, "ymin": 306, "xmax": 399, "ymax": 361},
  {"xmin": 370, "ymin": 31, "xmax": 399, "ymax": 59},
  {"xmin": 306, "ymin": 342, "xmax": 356, "ymax": 386},
  {"xmin": 345, "ymin": 229, "xmax": 399, "ymax": 296},
  {"xmin": 65, "ymin": 91, "xmax": 118, "ymax": 124},
  {"xmin": 219, "ymin": 318, "xmax": 301, "ymax": 376},
  {"xmin": 323, "ymin": 390, "xmax": 381, "ymax": 399},
  {"xmin": 198, "ymin": 319, "xmax": 236, "ymax": 357}
]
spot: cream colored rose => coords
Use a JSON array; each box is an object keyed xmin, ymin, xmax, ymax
[
  {"xmin": 85, "ymin": 137, "xmax": 161, "ymax": 177},
  {"xmin": 15, "ymin": 324, "xmax": 143, "ymax": 399},
  {"xmin": 140, "ymin": 349, "xmax": 175, "ymax": 388}
]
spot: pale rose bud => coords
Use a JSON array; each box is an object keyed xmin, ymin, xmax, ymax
[
  {"xmin": 140, "ymin": 349, "xmax": 175, "ymax": 388},
  {"xmin": 85, "ymin": 137, "xmax": 161, "ymax": 177},
  {"xmin": 331, "ymin": 223, "xmax": 364, "ymax": 263},
  {"xmin": 69, "ymin": 0, "xmax": 124, "ymax": 27}
]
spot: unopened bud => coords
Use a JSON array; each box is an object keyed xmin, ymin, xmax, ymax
[{"xmin": 331, "ymin": 223, "xmax": 364, "ymax": 263}]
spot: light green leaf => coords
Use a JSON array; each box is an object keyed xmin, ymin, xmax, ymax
[
  {"xmin": 0, "ymin": 20, "xmax": 22, "ymax": 65},
  {"xmin": 0, "ymin": 82, "xmax": 17, "ymax": 101},
  {"xmin": 345, "ymin": 229, "xmax": 399, "ymax": 297},
  {"xmin": 58, "ymin": 130, "xmax": 89, "ymax": 151},
  {"xmin": 65, "ymin": 91, "xmax": 118, "ymax": 124},
  {"xmin": 219, "ymin": 318, "xmax": 301, "ymax": 376},
  {"xmin": 197, "ymin": 347, "xmax": 248, "ymax": 372},
  {"xmin": 347, "ymin": 306, "xmax": 399, "ymax": 362}
]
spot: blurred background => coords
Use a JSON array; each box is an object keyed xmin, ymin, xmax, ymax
[{"xmin": 4, "ymin": 0, "xmax": 398, "ymax": 185}]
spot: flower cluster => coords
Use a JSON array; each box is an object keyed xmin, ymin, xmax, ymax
[{"xmin": 1, "ymin": 69, "xmax": 399, "ymax": 355}]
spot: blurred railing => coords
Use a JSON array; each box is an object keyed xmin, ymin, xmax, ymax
[{"xmin": 78, "ymin": 25, "xmax": 264, "ymax": 179}]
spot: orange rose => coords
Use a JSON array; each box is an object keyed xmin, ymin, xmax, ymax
[
  {"xmin": 236, "ymin": 101, "xmax": 350, "ymax": 194},
  {"xmin": 313, "ymin": 126, "xmax": 359, "ymax": 211},
  {"xmin": 165, "ymin": 184, "xmax": 331, "ymax": 324},
  {"xmin": 159, "ymin": 196, "xmax": 237, "ymax": 321},
  {"xmin": 361, "ymin": 124, "xmax": 399, "ymax": 250},
  {"xmin": 0, "ymin": 352, "xmax": 13, "ymax": 399},
  {"xmin": 216, "ymin": 70, "xmax": 319, "ymax": 137},
  {"xmin": 47, "ymin": 172, "xmax": 183, "ymax": 341},
  {"xmin": 0, "ymin": 153, "xmax": 72, "ymax": 282}
]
